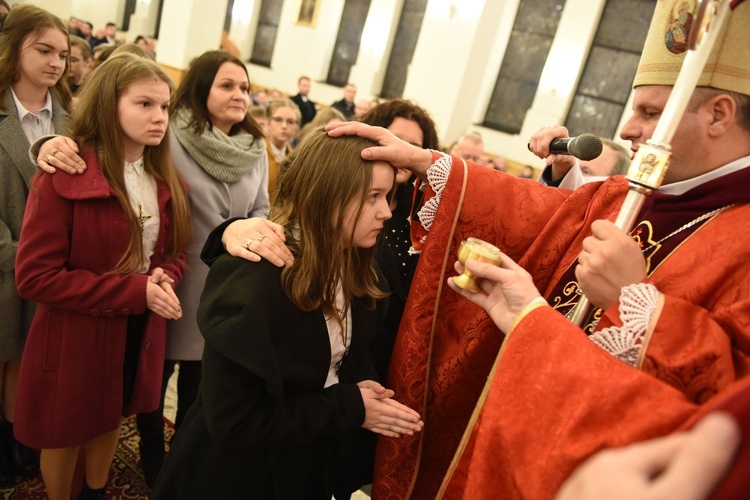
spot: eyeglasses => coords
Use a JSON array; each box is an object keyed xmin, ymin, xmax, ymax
[{"xmin": 270, "ymin": 116, "xmax": 298, "ymax": 126}]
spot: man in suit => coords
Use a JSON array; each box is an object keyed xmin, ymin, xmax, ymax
[
  {"xmin": 331, "ymin": 83, "xmax": 356, "ymax": 120},
  {"xmin": 290, "ymin": 76, "xmax": 316, "ymax": 127}
]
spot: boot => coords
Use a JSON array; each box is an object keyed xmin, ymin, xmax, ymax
[
  {"xmin": 136, "ymin": 411, "xmax": 165, "ymax": 488},
  {"xmin": 1, "ymin": 420, "xmax": 39, "ymax": 478},
  {"xmin": 77, "ymin": 477, "xmax": 107, "ymax": 500}
]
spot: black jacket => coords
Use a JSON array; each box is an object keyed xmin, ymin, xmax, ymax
[
  {"xmin": 152, "ymin": 256, "xmax": 386, "ymax": 499},
  {"xmin": 291, "ymin": 93, "xmax": 317, "ymax": 127}
]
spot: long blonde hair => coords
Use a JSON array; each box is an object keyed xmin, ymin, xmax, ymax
[
  {"xmin": 71, "ymin": 53, "xmax": 191, "ymax": 273},
  {"xmin": 270, "ymin": 128, "xmax": 391, "ymax": 323}
]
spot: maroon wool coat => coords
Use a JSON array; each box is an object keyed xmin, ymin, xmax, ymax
[{"xmin": 14, "ymin": 151, "xmax": 185, "ymax": 449}]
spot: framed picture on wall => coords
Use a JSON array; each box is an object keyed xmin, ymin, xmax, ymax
[{"xmin": 297, "ymin": 0, "xmax": 320, "ymax": 27}]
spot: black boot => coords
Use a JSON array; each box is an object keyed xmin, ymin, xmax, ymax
[
  {"xmin": 1, "ymin": 420, "xmax": 38, "ymax": 478},
  {"xmin": 136, "ymin": 411, "xmax": 165, "ymax": 488},
  {"xmin": 77, "ymin": 477, "xmax": 107, "ymax": 500}
]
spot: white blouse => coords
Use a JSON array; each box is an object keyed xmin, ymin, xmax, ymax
[
  {"xmin": 324, "ymin": 285, "xmax": 352, "ymax": 388},
  {"xmin": 123, "ymin": 158, "xmax": 159, "ymax": 273},
  {"xmin": 11, "ymin": 88, "xmax": 54, "ymax": 144}
]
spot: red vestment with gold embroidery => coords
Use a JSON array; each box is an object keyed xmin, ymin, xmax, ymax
[{"xmin": 372, "ymin": 154, "xmax": 750, "ymax": 499}]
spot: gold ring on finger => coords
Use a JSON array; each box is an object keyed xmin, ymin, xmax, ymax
[
  {"xmin": 47, "ymin": 155, "xmax": 55, "ymax": 163},
  {"xmin": 245, "ymin": 239, "xmax": 253, "ymax": 251},
  {"xmin": 257, "ymin": 235, "xmax": 266, "ymax": 243}
]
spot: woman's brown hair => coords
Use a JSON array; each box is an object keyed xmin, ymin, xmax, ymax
[
  {"xmin": 0, "ymin": 4, "xmax": 72, "ymax": 112},
  {"xmin": 360, "ymin": 98, "xmax": 441, "ymax": 150},
  {"xmin": 171, "ymin": 50, "xmax": 263, "ymax": 138},
  {"xmin": 70, "ymin": 53, "xmax": 191, "ymax": 273},
  {"xmin": 270, "ymin": 128, "xmax": 392, "ymax": 323}
]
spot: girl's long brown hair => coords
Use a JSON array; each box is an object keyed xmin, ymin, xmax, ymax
[
  {"xmin": 70, "ymin": 53, "xmax": 191, "ymax": 274},
  {"xmin": 0, "ymin": 4, "xmax": 72, "ymax": 112},
  {"xmin": 270, "ymin": 128, "xmax": 392, "ymax": 324}
]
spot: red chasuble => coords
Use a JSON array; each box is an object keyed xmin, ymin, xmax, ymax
[{"xmin": 372, "ymin": 154, "xmax": 750, "ymax": 499}]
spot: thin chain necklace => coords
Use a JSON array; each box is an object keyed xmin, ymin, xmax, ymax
[{"xmin": 640, "ymin": 204, "xmax": 734, "ymax": 253}]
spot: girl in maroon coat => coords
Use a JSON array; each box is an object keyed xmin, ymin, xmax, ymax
[{"xmin": 14, "ymin": 54, "xmax": 191, "ymax": 500}]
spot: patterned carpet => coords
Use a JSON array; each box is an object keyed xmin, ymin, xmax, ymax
[{"xmin": 0, "ymin": 416, "xmax": 173, "ymax": 499}]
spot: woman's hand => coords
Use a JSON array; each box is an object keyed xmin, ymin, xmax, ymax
[
  {"xmin": 447, "ymin": 254, "xmax": 543, "ymax": 334},
  {"xmin": 222, "ymin": 218, "xmax": 294, "ymax": 266},
  {"xmin": 359, "ymin": 383, "xmax": 424, "ymax": 438},
  {"xmin": 357, "ymin": 380, "xmax": 393, "ymax": 397},
  {"xmin": 146, "ymin": 268, "xmax": 182, "ymax": 319},
  {"xmin": 37, "ymin": 136, "xmax": 87, "ymax": 174}
]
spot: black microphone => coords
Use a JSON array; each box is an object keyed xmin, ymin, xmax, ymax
[{"xmin": 528, "ymin": 133, "xmax": 603, "ymax": 161}]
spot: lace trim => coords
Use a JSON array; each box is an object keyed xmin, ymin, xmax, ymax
[
  {"xmin": 415, "ymin": 151, "xmax": 452, "ymax": 243},
  {"xmin": 589, "ymin": 283, "xmax": 660, "ymax": 367}
]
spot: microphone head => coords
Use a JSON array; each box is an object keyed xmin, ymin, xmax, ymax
[{"xmin": 570, "ymin": 133, "xmax": 603, "ymax": 161}]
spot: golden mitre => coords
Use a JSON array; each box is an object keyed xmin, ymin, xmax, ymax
[{"xmin": 634, "ymin": 0, "xmax": 750, "ymax": 96}]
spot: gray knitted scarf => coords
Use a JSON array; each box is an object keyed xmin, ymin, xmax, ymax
[{"xmin": 171, "ymin": 108, "xmax": 266, "ymax": 183}]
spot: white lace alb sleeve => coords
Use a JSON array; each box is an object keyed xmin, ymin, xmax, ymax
[
  {"xmin": 589, "ymin": 283, "xmax": 662, "ymax": 368},
  {"xmin": 411, "ymin": 152, "xmax": 452, "ymax": 251}
]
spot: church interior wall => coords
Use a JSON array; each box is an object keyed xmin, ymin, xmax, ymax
[{"xmin": 34, "ymin": 0, "xmax": 637, "ymax": 171}]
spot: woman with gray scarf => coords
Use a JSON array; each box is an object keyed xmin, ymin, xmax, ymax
[{"xmin": 138, "ymin": 50, "xmax": 269, "ymax": 486}]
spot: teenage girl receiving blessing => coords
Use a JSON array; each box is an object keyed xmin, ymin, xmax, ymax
[
  {"xmin": 14, "ymin": 54, "xmax": 190, "ymax": 500},
  {"xmin": 152, "ymin": 128, "xmax": 423, "ymax": 499}
]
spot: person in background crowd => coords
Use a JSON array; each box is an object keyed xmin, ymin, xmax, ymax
[
  {"xmin": 295, "ymin": 106, "xmax": 345, "ymax": 146},
  {"xmin": 70, "ymin": 19, "xmax": 93, "ymax": 42},
  {"xmin": 579, "ymin": 138, "xmax": 630, "ymax": 178},
  {"xmin": 253, "ymin": 88, "xmax": 269, "ymax": 108},
  {"xmin": 490, "ymin": 156, "xmax": 507, "ymax": 172},
  {"xmin": 536, "ymin": 126, "xmax": 632, "ymax": 188},
  {"xmin": 0, "ymin": 4, "xmax": 72, "ymax": 488},
  {"xmin": 68, "ymin": 35, "xmax": 92, "ymax": 94},
  {"xmin": 450, "ymin": 132, "xmax": 484, "ymax": 163},
  {"xmin": 265, "ymin": 98, "xmax": 300, "ymax": 199},
  {"xmin": 331, "ymin": 83, "xmax": 356, "ymax": 120},
  {"xmin": 134, "ymin": 35, "xmax": 148, "ymax": 50},
  {"xmin": 290, "ymin": 76, "xmax": 316, "ymax": 127},
  {"xmin": 248, "ymin": 105, "xmax": 268, "ymax": 136},
  {"xmin": 145, "ymin": 37, "xmax": 157, "ymax": 56},
  {"xmin": 0, "ymin": 1, "xmax": 10, "ymax": 33},
  {"xmin": 89, "ymin": 22, "xmax": 117, "ymax": 50},
  {"xmin": 518, "ymin": 165, "xmax": 535, "ymax": 178},
  {"xmin": 354, "ymin": 99, "xmax": 370, "ymax": 120}
]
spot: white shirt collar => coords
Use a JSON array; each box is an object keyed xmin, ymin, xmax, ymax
[
  {"xmin": 10, "ymin": 87, "xmax": 52, "ymax": 121},
  {"xmin": 659, "ymin": 154, "xmax": 750, "ymax": 195},
  {"xmin": 124, "ymin": 157, "xmax": 146, "ymax": 175},
  {"xmin": 270, "ymin": 141, "xmax": 287, "ymax": 162}
]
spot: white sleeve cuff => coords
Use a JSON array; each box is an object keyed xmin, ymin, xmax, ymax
[
  {"xmin": 589, "ymin": 283, "xmax": 661, "ymax": 367},
  {"xmin": 415, "ymin": 151, "xmax": 452, "ymax": 237}
]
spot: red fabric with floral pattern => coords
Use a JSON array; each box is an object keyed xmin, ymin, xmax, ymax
[{"xmin": 373, "ymin": 156, "xmax": 750, "ymax": 499}]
